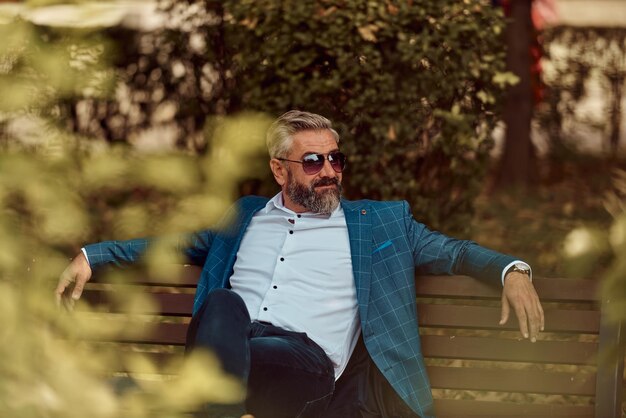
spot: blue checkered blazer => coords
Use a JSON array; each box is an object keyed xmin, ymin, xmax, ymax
[{"xmin": 85, "ymin": 195, "xmax": 516, "ymax": 417}]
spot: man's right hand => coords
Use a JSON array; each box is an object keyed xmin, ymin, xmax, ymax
[{"xmin": 56, "ymin": 251, "xmax": 92, "ymax": 308}]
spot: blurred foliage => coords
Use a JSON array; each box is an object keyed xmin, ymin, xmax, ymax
[
  {"xmin": 552, "ymin": 167, "xmax": 626, "ymax": 318},
  {"xmin": 596, "ymin": 169, "xmax": 626, "ymax": 323},
  {"xmin": 537, "ymin": 26, "xmax": 626, "ymax": 157},
  {"xmin": 0, "ymin": 13, "xmax": 271, "ymax": 418},
  {"xmin": 49, "ymin": 0, "xmax": 513, "ymax": 236},
  {"xmin": 54, "ymin": 0, "xmax": 229, "ymax": 152}
]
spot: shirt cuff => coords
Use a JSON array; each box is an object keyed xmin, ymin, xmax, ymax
[
  {"xmin": 81, "ymin": 247, "xmax": 91, "ymax": 266},
  {"xmin": 501, "ymin": 260, "xmax": 532, "ymax": 286}
]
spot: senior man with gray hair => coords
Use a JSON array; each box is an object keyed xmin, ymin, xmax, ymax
[{"xmin": 57, "ymin": 110, "xmax": 543, "ymax": 418}]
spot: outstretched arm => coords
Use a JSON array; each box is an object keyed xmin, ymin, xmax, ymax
[
  {"xmin": 55, "ymin": 231, "xmax": 214, "ymax": 307},
  {"xmin": 403, "ymin": 201, "xmax": 544, "ymax": 341}
]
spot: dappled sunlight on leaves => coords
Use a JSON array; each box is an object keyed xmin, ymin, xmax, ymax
[
  {"xmin": 160, "ymin": 351, "xmax": 245, "ymax": 409},
  {"xmin": 608, "ymin": 213, "xmax": 626, "ymax": 253},
  {"xmin": 550, "ymin": 169, "xmax": 626, "ymax": 332},
  {"xmin": 562, "ymin": 227, "xmax": 610, "ymax": 278}
]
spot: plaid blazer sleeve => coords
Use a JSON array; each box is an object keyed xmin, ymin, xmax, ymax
[
  {"xmin": 82, "ymin": 196, "xmax": 263, "ymax": 269},
  {"xmin": 83, "ymin": 230, "xmax": 215, "ymax": 269},
  {"xmin": 402, "ymin": 201, "xmax": 516, "ymax": 284}
]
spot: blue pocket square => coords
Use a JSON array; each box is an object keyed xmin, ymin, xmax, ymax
[{"xmin": 373, "ymin": 240, "xmax": 393, "ymax": 254}]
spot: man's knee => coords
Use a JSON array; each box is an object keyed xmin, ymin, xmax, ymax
[
  {"xmin": 200, "ymin": 288, "xmax": 248, "ymax": 319},
  {"xmin": 186, "ymin": 288, "xmax": 250, "ymax": 351},
  {"xmin": 204, "ymin": 288, "xmax": 243, "ymax": 305}
]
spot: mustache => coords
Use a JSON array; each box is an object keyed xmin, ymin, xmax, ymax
[{"xmin": 312, "ymin": 177, "xmax": 340, "ymax": 188}]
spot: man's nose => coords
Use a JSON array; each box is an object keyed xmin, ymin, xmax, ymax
[{"xmin": 319, "ymin": 158, "xmax": 337, "ymax": 177}]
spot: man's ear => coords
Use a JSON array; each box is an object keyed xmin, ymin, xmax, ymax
[{"xmin": 270, "ymin": 159, "xmax": 287, "ymax": 186}]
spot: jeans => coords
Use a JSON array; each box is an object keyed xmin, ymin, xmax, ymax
[
  {"xmin": 186, "ymin": 289, "xmax": 335, "ymax": 418},
  {"xmin": 186, "ymin": 288, "xmax": 421, "ymax": 418}
]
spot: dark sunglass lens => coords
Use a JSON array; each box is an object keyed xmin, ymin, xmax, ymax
[
  {"xmin": 302, "ymin": 154, "xmax": 325, "ymax": 174},
  {"xmin": 328, "ymin": 152, "xmax": 346, "ymax": 173}
]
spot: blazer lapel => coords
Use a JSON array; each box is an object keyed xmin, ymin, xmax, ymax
[{"xmin": 342, "ymin": 199, "xmax": 373, "ymax": 325}]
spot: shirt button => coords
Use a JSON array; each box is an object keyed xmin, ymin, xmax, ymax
[
  {"xmin": 263, "ymin": 307, "xmax": 268, "ymax": 311},
  {"xmin": 280, "ymin": 257, "xmax": 285, "ymax": 261},
  {"xmin": 289, "ymin": 230, "xmax": 294, "ymax": 234},
  {"xmin": 273, "ymin": 285, "xmax": 277, "ymax": 289},
  {"xmin": 297, "ymin": 214, "xmax": 302, "ymax": 218}
]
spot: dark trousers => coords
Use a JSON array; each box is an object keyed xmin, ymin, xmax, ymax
[{"xmin": 186, "ymin": 289, "xmax": 420, "ymax": 418}]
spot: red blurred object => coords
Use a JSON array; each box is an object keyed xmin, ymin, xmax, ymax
[
  {"xmin": 499, "ymin": 0, "xmax": 558, "ymax": 104},
  {"xmin": 532, "ymin": 0, "xmax": 558, "ymax": 30}
]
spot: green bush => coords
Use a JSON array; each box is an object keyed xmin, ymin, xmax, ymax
[
  {"xmin": 224, "ymin": 0, "xmax": 512, "ymax": 235},
  {"xmin": 26, "ymin": 0, "xmax": 512, "ymax": 236}
]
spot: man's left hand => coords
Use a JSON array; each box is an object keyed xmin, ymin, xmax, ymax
[{"xmin": 500, "ymin": 272, "xmax": 544, "ymax": 342}]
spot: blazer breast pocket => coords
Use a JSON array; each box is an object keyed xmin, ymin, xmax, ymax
[{"xmin": 372, "ymin": 240, "xmax": 393, "ymax": 255}]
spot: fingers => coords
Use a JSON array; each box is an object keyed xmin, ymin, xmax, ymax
[
  {"xmin": 55, "ymin": 269, "xmax": 73, "ymax": 307},
  {"xmin": 61, "ymin": 292, "xmax": 76, "ymax": 311},
  {"xmin": 539, "ymin": 303, "xmax": 546, "ymax": 331},
  {"xmin": 524, "ymin": 287, "xmax": 543, "ymax": 342},
  {"xmin": 523, "ymin": 301, "xmax": 542, "ymax": 341},
  {"xmin": 502, "ymin": 273, "xmax": 545, "ymax": 342},
  {"xmin": 499, "ymin": 294, "xmax": 510, "ymax": 325},
  {"xmin": 514, "ymin": 304, "xmax": 530, "ymax": 340},
  {"xmin": 72, "ymin": 275, "xmax": 87, "ymax": 300}
]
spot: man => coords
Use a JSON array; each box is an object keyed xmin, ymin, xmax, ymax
[{"xmin": 57, "ymin": 110, "xmax": 544, "ymax": 418}]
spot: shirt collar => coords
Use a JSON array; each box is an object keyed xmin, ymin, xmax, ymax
[{"xmin": 263, "ymin": 192, "xmax": 343, "ymax": 218}]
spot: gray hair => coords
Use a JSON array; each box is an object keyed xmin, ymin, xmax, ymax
[{"xmin": 266, "ymin": 110, "xmax": 340, "ymax": 159}]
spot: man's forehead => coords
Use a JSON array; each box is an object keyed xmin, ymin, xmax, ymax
[{"xmin": 290, "ymin": 129, "xmax": 338, "ymax": 153}]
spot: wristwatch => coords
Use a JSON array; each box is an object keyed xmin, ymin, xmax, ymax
[{"xmin": 507, "ymin": 262, "xmax": 531, "ymax": 276}]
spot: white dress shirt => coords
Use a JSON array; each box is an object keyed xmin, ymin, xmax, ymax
[{"xmin": 229, "ymin": 193, "xmax": 360, "ymax": 379}]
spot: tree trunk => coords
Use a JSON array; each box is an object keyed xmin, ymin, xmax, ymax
[
  {"xmin": 495, "ymin": 0, "xmax": 535, "ymax": 190},
  {"xmin": 608, "ymin": 74, "xmax": 624, "ymax": 155}
]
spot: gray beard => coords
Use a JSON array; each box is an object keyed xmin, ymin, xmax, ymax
[{"xmin": 286, "ymin": 172, "xmax": 342, "ymax": 214}]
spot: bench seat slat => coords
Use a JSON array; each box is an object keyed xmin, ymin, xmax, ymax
[
  {"xmin": 421, "ymin": 335, "xmax": 598, "ymax": 365},
  {"xmin": 433, "ymin": 399, "xmax": 594, "ymax": 417},
  {"xmin": 102, "ymin": 349, "xmax": 599, "ymax": 397},
  {"xmin": 93, "ymin": 265, "xmax": 202, "ymax": 287},
  {"xmin": 427, "ymin": 365, "xmax": 596, "ymax": 396},
  {"xmin": 416, "ymin": 276, "xmax": 598, "ymax": 302},
  {"xmin": 80, "ymin": 321, "xmax": 189, "ymax": 345},
  {"xmin": 82, "ymin": 290, "xmax": 193, "ymax": 316},
  {"xmin": 418, "ymin": 304, "xmax": 600, "ymax": 333}
]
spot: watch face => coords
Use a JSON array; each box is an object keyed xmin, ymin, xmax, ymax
[{"xmin": 514, "ymin": 262, "xmax": 530, "ymax": 273}]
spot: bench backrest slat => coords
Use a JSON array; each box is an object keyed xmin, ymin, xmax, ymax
[
  {"xmin": 416, "ymin": 275, "xmax": 599, "ymax": 302},
  {"xmin": 82, "ymin": 293, "xmax": 601, "ymax": 333}
]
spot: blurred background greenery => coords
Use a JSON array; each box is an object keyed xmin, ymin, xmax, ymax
[{"xmin": 0, "ymin": 0, "xmax": 625, "ymax": 416}]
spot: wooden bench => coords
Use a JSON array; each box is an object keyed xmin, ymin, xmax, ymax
[{"xmin": 81, "ymin": 266, "xmax": 625, "ymax": 417}]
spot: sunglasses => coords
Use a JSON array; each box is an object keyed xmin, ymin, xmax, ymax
[{"xmin": 277, "ymin": 152, "xmax": 347, "ymax": 175}]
